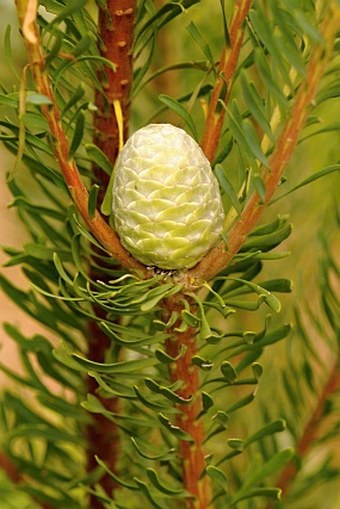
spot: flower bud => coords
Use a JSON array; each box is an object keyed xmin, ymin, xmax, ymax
[{"xmin": 113, "ymin": 123, "xmax": 224, "ymax": 269}]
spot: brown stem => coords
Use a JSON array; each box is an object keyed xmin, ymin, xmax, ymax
[
  {"xmin": 14, "ymin": 0, "xmax": 149, "ymax": 277},
  {"xmin": 86, "ymin": 2, "xmax": 136, "ymax": 506},
  {"xmin": 94, "ymin": 0, "xmax": 135, "ymax": 183},
  {"xmin": 164, "ymin": 296, "xmax": 212, "ymax": 509},
  {"xmin": 265, "ymin": 358, "xmax": 340, "ymax": 509},
  {"xmin": 201, "ymin": 0, "xmax": 253, "ymax": 162},
  {"xmin": 188, "ymin": 7, "xmax": 338, "ymax": 284},
  {"xmin": 86, "ymin": 315, "xmax": 121, "ymax": 509}
]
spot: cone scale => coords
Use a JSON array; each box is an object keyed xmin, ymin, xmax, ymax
[{"xmin": 113, "ymin": 124, "xmax": 224, "ymax": 270}]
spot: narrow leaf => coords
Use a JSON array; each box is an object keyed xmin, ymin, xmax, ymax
[
  {"xmin": 85, "ymin": 143, "xmax": 113, "ymax": 176},
  {"xmin": 272, "ymin": 164, "xmax": 340, "ymax": 203},
  {"xmin": 158, "ymin": 94, "xmax": 198, "ymax": 139},
  {"xmin": 186, "ymin": 21, "xmax": 215, "ymax": 66},
  {"xmin": 206, "ymin": 465, "xmax": 228, "ymax": 491},
  {"xmin": 146, "ymin": 468, "xmax": 187, "ymax": 496},
  {"xmin": 244, "ymin": 420, "xmax": 286, "ymax": 448},
  {"xmin": 69, "ymin": 111, "xmax": 85, "ymax": 158},
  {"xmin": 215, "ymin": 164, "xmax": 241, "ymax": 214},
  {"xmin": 88, "ymin": 184, "xmax": 99, "ymax": 219}
]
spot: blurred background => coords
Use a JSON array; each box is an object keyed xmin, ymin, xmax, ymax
[
  {"xmin": 0, "ymin": 1, "xmax": 339, "ymax": 507},
  {"xmin": 1, "ymin": 0, "xmax": 338, "ymax": 376}
]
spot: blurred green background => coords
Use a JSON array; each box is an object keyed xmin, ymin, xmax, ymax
[{"xmin": 0, "ymin": 1, "xmax": 339, "ymax": 507}]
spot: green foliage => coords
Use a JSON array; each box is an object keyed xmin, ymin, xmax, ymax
[{"xmin": 0, "ymin": 1, "xmax": 339, "ymax": 509}]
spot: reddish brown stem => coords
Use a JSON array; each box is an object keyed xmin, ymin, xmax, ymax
[
  {"xmin": 86, "ymin": 2, "xmax": 136, "ymax": 507},
  {"xmin": 86, "ymin": 315, "xmax": 121, "ymax": 509},
  {"xmin": 201, "ymin": 0, "xmax": 253, "ymax": 162},
  {"xmin": 164, "ymin": 296, "xmax": 211, "ymax": 509},
  {"xmin": 265, "ymin": 358, "xmax": 340, "ymax": 509},
  {"xmin": 94, "ymin": 0, "xmax": 135, "ymax": 180}
]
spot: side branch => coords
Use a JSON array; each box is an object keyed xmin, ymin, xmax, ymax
[
  {"xmin": 14, "ymin": 0, "xmax": 149, "ymax": 277},
  {"xmin": 189, "ymin": 7, "xmax": 338, "ymax": 283},
  {"xmin": 265, "ymin": 358, "xmax": 340, "ymax": 508},
  {"xmin": 201, "ymin": 0, "xmax": 253, "ymax": 161}
]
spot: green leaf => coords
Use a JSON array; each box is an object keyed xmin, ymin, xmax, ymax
[
  {"xmin": 253, "ymin": 174, "xmax": 266, "ymax": 202},
  {"xmin": 243, "ymin": 448, "xmax": 294, "ymax": 488},
  {"xmin": 131, "ymin": 437, "xmax": 175, "ymax": 461},
  {"xmin": 145, "ymin": 378, "xmax": 192, "ymax": 405},
  {"xmin": 212, "ymin": 410, "xmax": 230, "ymax": 429},
  {"xmin": 71, "ymin": 354, "xmax": 158, "ymax": 374},
  {"xmin": 201, "ymin": 392, "xmax": 214, "ymax": 414},
  {"xmin": 245, "ymin": 122, "xmax": 269, "ymax": 167},
  {"xmin": 227, "ymin": 392, "xmax": 255, "ymax": 414},
  {"xmin": 219, "ymin": 0, "xmax": 230, "ymax": 46},
  {"xmin": 8, "ymin": 423, "xmax": 82, "ymax": 445},
  {"xmin": 215, "ymin": 164, "xmax": 241, "ymax": 214},
  {"xmin": 88, "ymin": 184, "xmax": 99, "ymax": 219},
  {"xmin": 70, "ymin": 34, "xmax": 93, "ymax": 57},
  {"xmin": 249, "ymin": 9, "xmax": 292, "ymax": 90},
  {"xmin": 254, "ymin": 48, "xmax": 287, "ymax": 110},
  {"xmin": 45, "ymin": 30, "xmax": 63, "ymax": 68},
  {"xmin": 61, "ymin": 84, "xmax": 85, "ymax": 117},
  {"xmin": 186, "ymin": 21, "xmax": 215, "ymax": 67},
  {"xmin": 206, "ymin": 465, "xmax": 228, "ymax": 491},
  {"xmin": 0, "ymin": 274, "xmax": 32, "ymax": 317},
  {"xmin": 241, "ymin": 220, "xmax": 292, "ymax": 251},
  {"xmin": 254, "ymin": 324, "xmax": 291, "ymax": 348},
  {"xmin": 101, "ymin": 161, "xmax": 116, "ymax": 216},
  {"xmin": 133, "ymin": 60, "xmax": 209, "ymax": 97},
  {"xmin": 240, "ymin": 72, "xmax": 273, "ymax": 142},
  {"xmin": 155, "ymin": 346, "xmax": 185, "ymax": 363},
  {"xmin": 260, "ymin": 279, "xmax": 293, "ymax": 293},
  {"xmin": 137, "ymin": 0, "xmax": 200, "ymax": 41},
  {"xmin": 4, "ymin": 25, "xmax": 19, "ymax": 79},
  {"xmin": 231, "ymin": 487, "xmax": 282, "ymax": 505},
  {"xmin": 158, "ymin": 94, "xmax": 198, "ymax": 139},
  {"xmin": 158, "ymin": 413, "xmax": 194, "ymax": 442},
  {"xmin": 226, "ymin": 101, "xmax": 258, "ymax": 171},
  {"xmin": 228, "ymin": 278, "xmax": 282, "ymax": 313},
  {"xmin": 271, "ymin": 164, "xmax": 340, "ymax": 203},
  {"xmin": 251, "ymin": 362, "xmax": 263, "ymax": 380},
  {"xmin": 244, "ymin": 420, "xmax": 286, "ymax": 448},
  {"xmin": 192, "ymin": 356, "xmax": 214, "ymax": 370},
  {"xmin": 69, "ymin": 111, "xmax": 85, "ymax": 158},
  {"xmin": 134, "ymin": 385, "xmax": 168, "ymax": 411},
  {"xmin": 53, "ymin": 253, "xmax": 74, "ymax": 285},
  {"xmin": 133, "ymin": 477, "xmax": 165, "ymax": 509},
  {"xmin": 26, "ymin": 92, "xmax": 53, "ymax": 105},
  {"xmin": 95, "ymin": 456, "xmax": 138, "ymax": 490},
  {"xmin": 85, "ymin": 143, "xmax": 113, "ymax": 176},
  {"xmin": 0, "ymin": 93, "xmax": 19, "ymax": 108},
  {"xmin": 139, "ymin": 284, "xmax": 183, "ymax": 312},
  {"xmin": 53, "ymin": 344, "xmax": 88, "ymax": 372},
  {"xmin": 220, "ymin": 361, "xmax": 237, "ymax": 384},
  {"xmin": 49, "ymin": 0, "xmax": 87, "ymax": 26},
  {"xmin": 270, "ymin": 4, "xmax": 306, "ymax": 75},
  {"xmin": 294, "ymin": 10, "xmax": 324, "ymax": 43},
  {"xmin": 146, "ymin": 468, "xmax": 187, "ymax": 496},
  {"xmin": 227, "ymin": 438, "xmax": 244, "ymax": 450}
]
